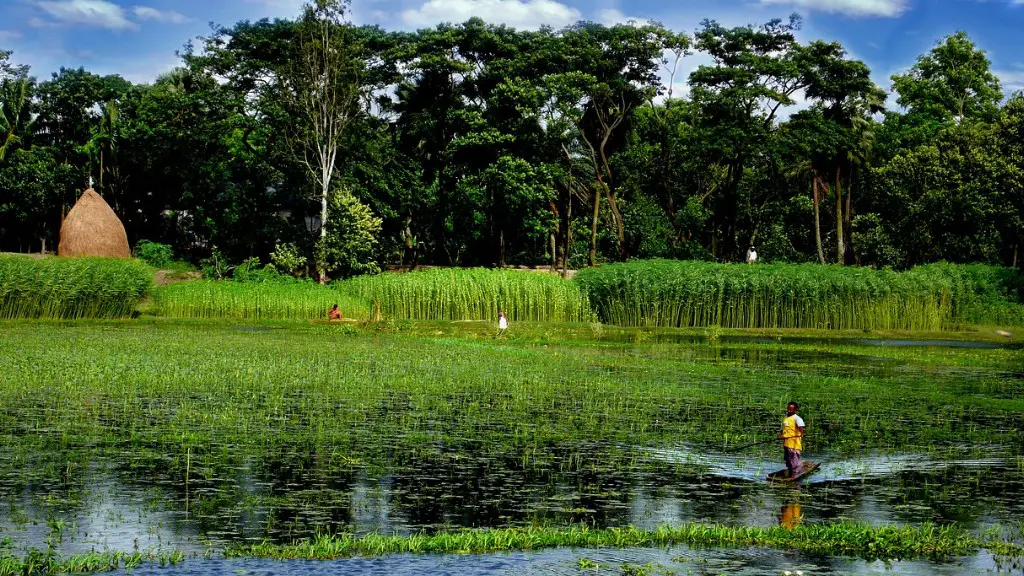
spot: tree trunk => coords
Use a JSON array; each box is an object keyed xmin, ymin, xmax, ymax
[
  {"xmin": 813, "ymin": 176, "xmax": 826, "ymax": 265},
  {"xmin": 604, "ymin": 184, "xmax": 627, "ymax": 261},
  {"xmin": 563, "ymin": 188, "xmax": 572, "ymax": 278},
  {"xmin": 318, "ymin": 177, "xmax": 328, "ymax": 284},
  {"xmin": 1013, "ymin": 243, "xmax": 1019, "ymax": 269},
  {"xmin": 589, "ymin": 189, "xmax": 600, "ymax": 267},
  {"xmin": 845, "ymin": 169, "xmax": 854, "ymax": 265},
  {"xmin": 835, "ymin": 166, "xmax": 845, "ymax": 265},
  {"xmin": 499, "ymin": 228, "xmax": 505, "ymax": 268}
]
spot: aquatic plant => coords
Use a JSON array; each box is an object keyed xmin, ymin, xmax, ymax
[
  {"xmin": 340, "ymin": 267, "xmax": 595, "ymax": 323},
  {"xmin": 0, "ymin": 255, "xmax": 152, "ymax": 319},
  {"xmin": 151, "ymin": 280, "xmax": 369, "ymax": 320},
  {"xmin": 575, "ymin": 260, "xmax": 1024, "ymax": 330},
  {"xmin": 226, "ymin": 522, "xmax": 1022, "ymax": 562}
]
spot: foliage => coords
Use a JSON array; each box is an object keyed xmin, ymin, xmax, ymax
[
  {"xmin": 133, "ymin": 240, "xmax": 174, "ymax": 268},
  {"xmin": 226, "ymin": 522, "xmax": 1020, "ymax": 562},
  {"xmin": 341, "ymin": 267, "xmax": 595, "ymax": 322},
  {"xmin": 0, "ymin": 16, "xmax": 1021, "ymax": 274},
  {"xmin": 315, "ymin": 187, "xmax": 383, "ymax": 279},
  {"xmin": 269, "ymin": 242, "xmax": 308, "ymax": 277},
  {"xmin": 0, "ymin": 255, "xmax": 152, "ymax": 319}
]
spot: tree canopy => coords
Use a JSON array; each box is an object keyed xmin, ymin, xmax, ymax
[{"xmin": 1, "ymin": 14, "xmax": 1021, "ymax": 274}]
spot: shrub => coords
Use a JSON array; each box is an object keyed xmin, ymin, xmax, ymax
[{"xmin": 133, "ymin": 240, "xmax": 174, "ymax": 268}]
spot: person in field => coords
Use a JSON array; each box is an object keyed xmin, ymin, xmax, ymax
[
  {"xmin": 328, "ymin": 304, "xmax": 343, "ymax": 321},
  {"xmin": 746, "ymin": 246, "xmax": 758, "ymax": 264},
  {"xmin": 778, "ymin": 401, "xmax": 806, "ymax": 478},
  {"xmin": 497, "ymin": 311, "xmax": 508, "ymax": 336}
]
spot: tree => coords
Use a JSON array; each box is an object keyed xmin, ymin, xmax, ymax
[
  {"xmin": 689, "ymin": 15, "xmax": 808, "ymax": 261},
  {"xmin": 315, "ymin": 184, "xmax": 382, "ymax": 278},
  {"xmin": 285, "ymin": 0, "xmax": 365, "ymax": 282},
  {"xmin": 891, "ymin": 31, "xmax": 1002, "ymax": 126},
  {"xmin": 0, "ymin": 75, "xmax": 35, "ymax": 162}
]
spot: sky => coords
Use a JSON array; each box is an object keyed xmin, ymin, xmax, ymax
[{"xmin": 1, "ymin": 0, "xmax": 1023, "ymax": 102}]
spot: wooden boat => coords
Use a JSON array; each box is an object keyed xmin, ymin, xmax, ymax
[{"xmin": 767, "ymin": 461, "xmax": 820, "ymax": 483}]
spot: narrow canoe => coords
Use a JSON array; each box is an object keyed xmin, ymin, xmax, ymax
[{"xmin": 767, "ymin": 461, "xmax": 820, "ymax": 483}]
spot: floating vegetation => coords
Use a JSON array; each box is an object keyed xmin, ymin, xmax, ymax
[
  {"xmin": 0, "ymin": 255, "xmax": 152, "ymax": 319},
  {"xmin": 0, "ymin": 547, "xmax": 185, "ymax": 576},
  {"xmin": 226, "ymin": 522, "xmax": 1022, "ymax": 562},
  {"xmin": 341, "ymin": 268, "xmax": 595, "ymax": 322},
  {"xmin": 576, "ymin": 260, "xmax": 1024, "ymax": 330},
  {"xmin": 151, "ymin": 280, "xmax": 369, "ymax": 320}
]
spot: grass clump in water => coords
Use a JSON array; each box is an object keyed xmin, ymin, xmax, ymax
[
  {"xmin": 341, "ymin": 267, "xmax": 595, "ymax": 323},
  {"xmin": 0, "ymin": 255, "xmax": 152, "ymax": 319},
  {"xmin": 226, "ymin": 522, "xmax": 1022, "ymax": 562}
]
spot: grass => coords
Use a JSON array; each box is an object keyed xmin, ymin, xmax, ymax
[
  {"xmin": 226, "ymin": 522, "xmax": 1023, "ymax": 562},
  {"xmin": 575, "ymin": 260, "xmax": 1024, "ymax": 331},
  {"xmin": 0, "ymin": 548, "xmax": 185, "ymax": 576},
  {"xmin": 150, "ymin": 280, "xmax": 369, "ymax": 320},
  {"xmin": 340, "ymin": 268, "xmax": 595, "ymax": 323},
  {"xmin": 0, "ymin": 255, "xmax": 153, "ymax": 319}
]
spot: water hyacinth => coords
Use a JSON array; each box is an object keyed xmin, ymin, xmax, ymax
[{"xmin": 0, "ymin": 255, "xmax": 153, "ymax": 319}]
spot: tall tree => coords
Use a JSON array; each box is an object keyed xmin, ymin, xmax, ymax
[
  {"xmin": 285, "ymin": 0, "xmax": 364, "ymax": 282},
  {"xmin": 891, "ymin": 31, "xmax": 1002, "ymax": 126}
]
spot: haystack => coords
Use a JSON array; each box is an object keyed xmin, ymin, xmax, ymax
[{"xmin": 58, "ymin": 188, "xmax": 131, "ymax": 258}]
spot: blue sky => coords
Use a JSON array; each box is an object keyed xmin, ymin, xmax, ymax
[{"xmin": 2, "ymin": 0, "xmax": 1023, "ymax": 101}]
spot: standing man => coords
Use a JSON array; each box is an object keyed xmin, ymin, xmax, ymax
[{"xmin": 778, "ymin": 402, "xmax": 806, "ymax": 478}]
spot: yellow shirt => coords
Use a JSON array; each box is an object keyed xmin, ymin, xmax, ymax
[{"xmin": 782, "ymin": 414, "xmax": 804, "ymax": 451}]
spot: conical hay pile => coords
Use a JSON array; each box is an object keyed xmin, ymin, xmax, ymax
[{"xmin": 58, "ymin": 188, "xmax": 131, "ymax": 258}]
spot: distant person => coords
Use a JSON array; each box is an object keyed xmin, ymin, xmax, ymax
[
  {"xmin": 746, "ymin": 246, "xmax": 758, "ymax": 264},
  {"xmin": 777, "ymin": 401, "xmax": 806, "ymax": 478},
  {"xmin": 497, "ymin": 311, "xmax": 508, "ymax": 336},
  {"xmin": 328, "ymin": 304, "xmax": 343, "ymax": 321}
]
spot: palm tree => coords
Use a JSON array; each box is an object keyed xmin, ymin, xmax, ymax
[{"xmin": 0, "ymin": 77, "xmax": 35, "ymax": 163}]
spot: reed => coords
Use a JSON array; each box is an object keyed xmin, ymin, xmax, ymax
[
  {"xmin": 151, "ymin": 280, "xmax": 369, "ymax": 320},
  {"xmin": 0, "ymin": 255, "xmax": 152, "ymax": 319},
  {"xmin": 340, "ymin": 268, "xmax": 595, "ymax": 323},
  {"xmin": 575, "ymin": 260, "xmax": 1024, "ymax": 330}
]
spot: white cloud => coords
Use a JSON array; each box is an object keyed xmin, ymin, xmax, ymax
[
  {"xmin": 0, "ymin": 30, "xmax": 24, "ymax": 41},
  {"xmin": 37, "ymin": 0, "xmax": 137, "ymax": 30},
  {"xmin": 132, "ymin": 6, "xmax": 189, "ymax": 24},
  {"xmin": 995, "ymin": 67, "xmax": 1024, "ymax": 94},
  {"xmin": 401, "ymin": 0, "xmax": 581, "ymax": 29},
  {"xmin": 758, "ymin": 0, "xmax": 909, "ymax": 17}
]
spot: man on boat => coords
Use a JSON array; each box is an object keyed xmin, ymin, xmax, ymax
[{"xmin": 778, "ymin": 402, "xmax": 806, "ymax": 478}]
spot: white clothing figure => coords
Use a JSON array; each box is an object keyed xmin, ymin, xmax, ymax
[{"xmin": 746, "ymin": 246, "xmax": 758, "ymax": 264}]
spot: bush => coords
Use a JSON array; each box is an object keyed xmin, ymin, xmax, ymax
[
  {"xmin": 134, "ymin": 240, "xmax": 174, "ymax": 268},
  {"xmin": 0, "ymin": 255, "xmax": 153, "ymax": 319}
]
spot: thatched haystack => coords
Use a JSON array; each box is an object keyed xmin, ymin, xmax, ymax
[{"xmin": 58, "ymin": 188, "xmax": 131, "ymax": 258}]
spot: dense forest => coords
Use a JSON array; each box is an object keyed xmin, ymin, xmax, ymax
[{"xmin": 1, "ymin": 0, "xmax": 1022, "ymax": 279}]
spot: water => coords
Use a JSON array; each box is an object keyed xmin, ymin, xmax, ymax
[
  {"xmin": 1, "ymin": 324, "xmax": 1022, "ymax": 573},
  {"xmin": 88, "ymin": 547, "xmax": 1024, "ymax": 575}
]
